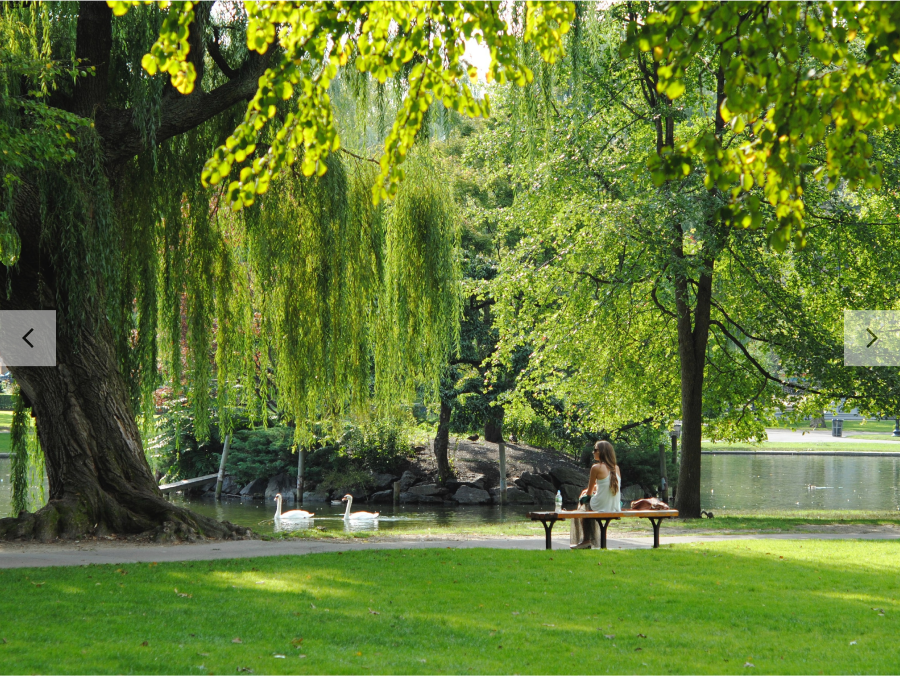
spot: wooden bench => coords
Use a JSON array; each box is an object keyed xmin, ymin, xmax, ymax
[{"xmin": 527, "ymin": 509, "xmax": 679, "ymax": 550}]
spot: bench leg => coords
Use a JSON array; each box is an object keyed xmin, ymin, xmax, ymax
[
  {"xmin": 540, "ymin": 518, "xmax": 556, "ymax": 550},
  {"xmin": 598, "ymin": 519, "xmax": 612, "ymax": 549},
  {"xmin": 648, "ymin": 517, "xmax": 662, "ymax": 548}
]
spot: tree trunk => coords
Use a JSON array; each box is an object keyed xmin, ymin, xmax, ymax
[
  {"xmin": 484, "ymin": 410, "xmax": 504, "ymax": 443},
  {"xmin": 673, "ymin": 59, "xmax": 726, "ymax": 519},
  {"xmin": 0, "ymin": 308, "xmax": 250, "ymax": 541},
  {"xmin": 672, "ymin": 263, "xmax": 714, "ymax": 519},
  {"xmin": 0, "ymin": 2, "xmax": 271, "ymax": 541},
  {"xmin": 0, "ymin": 190, "xmax": 250, "ymax": 542},
  {"xmin": 433, "ymin": 398, "xmax": 453, "ymax": 482}
]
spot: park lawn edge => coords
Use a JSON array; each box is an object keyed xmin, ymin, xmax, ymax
[
  {"xmin": 261, "ymin": 510, "xmax": 900, "ymax": 541},
  {"xmin": 0, "ymin": 540, "xmax": 897, "ymax": 674}
]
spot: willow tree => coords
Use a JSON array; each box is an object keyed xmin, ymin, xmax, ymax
[{"xmin": 0, "ymin": 1, "xmax": 574, "ymax": 540}]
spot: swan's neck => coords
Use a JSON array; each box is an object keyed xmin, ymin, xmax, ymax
[
  {"xmin": 344, "ymin": 496, "xmax": 352, "ymax": 518},
  {"xmin": 275, "ymin": 497, "xmax": 282, "ymax": 519}
]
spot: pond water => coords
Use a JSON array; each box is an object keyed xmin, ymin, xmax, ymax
[
  {"xmin": 1, "ymin": 454, "xmax": 899, "ymax": 532},
  {"xmin": 700, "ymin": 453, "xmax": 900, "ymax": 512},
  {"xmin": 165, "ymin": 494, "xmax": 539, "ymax": 534}
]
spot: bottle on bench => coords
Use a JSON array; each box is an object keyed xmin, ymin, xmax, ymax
[{"xmin": 555, "ymin": 490, "xmax": 562, "ymax": 512}]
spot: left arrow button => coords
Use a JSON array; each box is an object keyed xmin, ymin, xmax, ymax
[{"xmin": 0, "ymin": 311, "xmax": 55, "ymax": 365}]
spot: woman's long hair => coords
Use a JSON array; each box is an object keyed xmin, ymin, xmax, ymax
[{"xmin": 593, "ymin": 440, "xmax": 619, "ymax": 495}]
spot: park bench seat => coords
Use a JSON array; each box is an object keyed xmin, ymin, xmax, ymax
[{"xmin": 527, "ymin": 509, "xmax": 679, "ymax": 550}]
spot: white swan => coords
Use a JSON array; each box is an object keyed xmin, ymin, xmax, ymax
[
  {"xmin": 342, "ymin": 494, "xmax": 379, "ymax": 520},
  {"xmin": 274, "ymin": 493, "xmax": 314, "ymax": 520}
]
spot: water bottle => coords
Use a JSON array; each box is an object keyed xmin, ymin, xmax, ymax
[{"xmin": 555, "ymin": 490, "xmax": 563, "ymax": 512}]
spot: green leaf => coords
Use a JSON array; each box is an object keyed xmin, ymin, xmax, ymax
[{"xmin": 664, "ymin": 79, "xmax": 685, "ymax": 99}]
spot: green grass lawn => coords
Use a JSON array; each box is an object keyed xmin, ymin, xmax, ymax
[
  {"xmin": 0, "ymin": 541, "xmax": 897, "ymax": 674},
  {"xmin": 771, "ymin": 419, "xmax": 900, "ymax": 434},
  {"xmin": 835, "ymin": 420, "xmax": 898, "ymax": 434},
  {"xmin": 0, "ymin": 409, "xmax": 13, "ymax": 452},
  {"xmin": 263, "ymin": 510, "xmax": 900, "ymax": 540},
  {"xmin": 651, "ymin": 510, "xmax": 900, "ymax": 532}
]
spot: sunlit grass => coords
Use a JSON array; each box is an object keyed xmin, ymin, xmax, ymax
[
  {"xmin": 656, "ymin": 509, "xmax": 900, "ymax": 532},
  {"xmin": 264, "ymin": 509, "xmax": 900, "ymax": 541},
  {"xmin": 0, "ymin": 409, "xmax": 14, "ymax": 453},
  {"xmin": 771, "ymin": 419, "xmax": 899, "ymax": 434},
  {"xmin": 0, "ymin": 541, "xmax": 898, "ymax": 674},
  {"xmin": 266, "ymin": 521, "xmax": 550, "ymax": 540}
]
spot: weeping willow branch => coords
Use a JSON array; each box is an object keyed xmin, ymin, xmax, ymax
[
  {"xmin": 339, "ymin": 148, "xmax": 379, "ymax": 165},
  {"xmin": 10, "ymin": 390, "xmax": 29, "ymax": 516},
  {"xmin": 129, "ymin": 141, "xmax": 461, "ymax": 444}
]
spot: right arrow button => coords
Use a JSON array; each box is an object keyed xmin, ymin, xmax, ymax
[{"xmin": 866, "ymin": 327, "xmax": 878, "ymax": 348}]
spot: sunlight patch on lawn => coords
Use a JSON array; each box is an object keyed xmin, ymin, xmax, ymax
[{"xmin": 0, "ymin": 542, "xmax": 898, "ymax": 673}]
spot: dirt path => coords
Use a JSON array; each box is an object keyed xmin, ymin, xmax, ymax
[{"xmin": 2, "ymin": 529, "xmax": 900, "ymax": 568}]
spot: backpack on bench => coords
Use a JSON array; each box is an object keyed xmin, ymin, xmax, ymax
[{"xmin": 629, "ymin": 497, "xmax": 670, "ymax": 510}]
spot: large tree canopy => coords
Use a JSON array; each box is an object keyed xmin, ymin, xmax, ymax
[
  {"xmin": 459, "ymin": 2, "xmax": 900, "ymax": 517},
  {"xmin": 6, "ymin": 0, "xmax": 900, "ymax": 535},
  {"xmin": 628, "ymin": 1, "xmax": 900, "ymax": 250},
  {"xmin": 0, "ymin": 1, "xmax": 573, "ymax": 540},
  {"xmin": 112, "ymin": 0, "xmax": 575, "ymax": 205}
]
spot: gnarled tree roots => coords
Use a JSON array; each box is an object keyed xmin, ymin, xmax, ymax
[{"xmin": 0, "ymin": 496, "xmax": 255, "ymax": 543}]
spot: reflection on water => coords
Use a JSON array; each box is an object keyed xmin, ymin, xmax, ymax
[
  {"xmin": 2, "ymin": 455, "xmax": 899, "ymax": 528},
  {"xmin": 272, "ymin": 518, "xmax": 313, "ymax": 534},
  {"xmin": 701, "ymin": 453, "xmax": 900, "ymax": 511},
  {"xmin": 169, "ymin": 493, "xmax": 538, "ymax": 534},
  {"xmin": 271, "ymin": 516, "xmax": 387, "ymax": 534}
]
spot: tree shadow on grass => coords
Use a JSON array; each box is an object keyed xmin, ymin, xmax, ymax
[{"xmin": 1, "ymin": 542, "xmax": 898, "ymax": 674}]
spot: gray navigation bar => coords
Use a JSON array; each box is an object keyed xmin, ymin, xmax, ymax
[{"xmin": 0, "ymin": 311, "xmax": 56, "ymax": 367}]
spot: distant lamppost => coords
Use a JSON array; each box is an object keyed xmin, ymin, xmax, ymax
[
  {"xmin": 893, "ymin": 418, "xmax": 900, "ymax": 438},
  {"xmin": 668, "ymin": 422, "xmax": 682, "ymax": 503},
  {"xmin": 670, "ymin": 421, "xmax": 682, "ymax": 462}
]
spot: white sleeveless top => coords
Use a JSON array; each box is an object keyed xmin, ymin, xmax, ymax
[{"xmin": 589, "ymin": 473, "xmax": 622, "ymax": 512}]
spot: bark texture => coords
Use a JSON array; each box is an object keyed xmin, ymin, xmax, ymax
[
  {"xmin": 672, "ymin": 264, "xmax": 713, "ymax": 519},
  {"xmin": 0, "ymin": 180, "xmax": 252, "ymax": 541},
  {"xmin": 0, "ymin": 310, "xmax": 251, "ymax": 541},
  {"xmin": 0, "ymin": 2, "xmax": 268, "ymax": 540},
  {"xmin": 673, "ymin": 60, "xmax": 726, "ymax": 519}
]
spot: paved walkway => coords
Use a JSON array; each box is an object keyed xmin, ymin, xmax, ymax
[
  {"xmin": 2, "ymin": 531, "xmax": 899, "ymax": 568},
  {"xmin": 761, "ymin": 428, "xmax": 900, "ymax": 444}
]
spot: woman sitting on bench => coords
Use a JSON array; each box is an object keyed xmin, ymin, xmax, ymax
[{"xmin": 571, "ymin": 440, "xmax": 621, "ymax": 549}]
